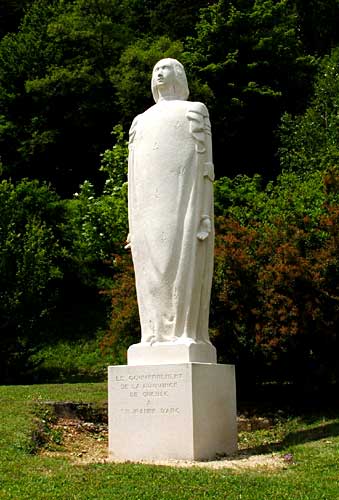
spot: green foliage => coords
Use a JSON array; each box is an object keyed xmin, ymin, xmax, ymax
[
  {"xmin": 184, "ymin": 0, "xmax": 316, "ymax": 177},
  {"xmin": 66, "ymin": 180, "xmax": 127, "ymax": 266},
  {"xmin": 100, "ymin": 124, "xmax": 128, "ymax": 191},
  {"xmin": 280, "ymin": 47, "xmax": 339, "ymax": 175},
  {"xmin": 0, "ymin": 1, "xmax": 63, "ymax": 176},
  {"xmin": 61, "ymin": 126, "xmax": 129, "ymax": 284},
  {"xmin": 30, "ymin": 338, "xmax": 112, "ymax": 383},
  {"xmin": 0, "ymin": 0, "xmax": 331, "ymax": 192},
  {"xmin": 0, "ymin": 178, "xmax": 64, "ymax": 382},
  {"xmin": 101, "ymin": 254, "xmax": 139, "ymax": 365},
  {"xmin": 102, "ymin": 168, "xmax": 339, "ymax": 387},
  {"xmin": 0, "ymin": 172, "xmax": 128, "ymax": 383},
  {"xmin": 0, "ymin": 1, "xmax": 213, "ymax": 193},
  {"xmin": 30, "ymin": 182, "xmax": 129, "ymax": 378},
  {"xmin": 0, "ymin": 109, "xmax": 131, "ymax": 383},
  {"xmin": 0, "ymin": 0, "xmax": 134, "ymax": 194},
  {"xmin": 147, "ymin": 0, "xmax": 208, "ymax": 40},
  {"xmin": 214, "ymin": 169, "xmax": 327, "ymax": 227},
  {"xmin": 295, "ymin": 0, "xmax": 339, "ymax": 55},
  {"xmin": 212, "ymin": 169, "xmax": 339, "ymax": 387}
]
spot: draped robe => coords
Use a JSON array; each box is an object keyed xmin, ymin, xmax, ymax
[{"xmin": 128, "ymin": 99, "xmax": 214, "ymax": 344}]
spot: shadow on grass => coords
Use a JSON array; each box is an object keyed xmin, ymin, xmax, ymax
[{"xmin": 238, "ymin": 420, "xmax": 339, "ymax": 458}]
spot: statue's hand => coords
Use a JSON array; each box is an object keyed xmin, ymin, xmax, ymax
[
  {"xmin": 197, "ymin": 216, "xmax": 211, "ymax": 241},
  {"xmin": 124, "ymin": 233, "xmax": 131, "ymax": 250}
]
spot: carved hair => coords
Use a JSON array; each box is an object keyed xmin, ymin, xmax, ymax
[{"xmin": 151, "ymin": 58, "xmax": 189, "ymax": 103}]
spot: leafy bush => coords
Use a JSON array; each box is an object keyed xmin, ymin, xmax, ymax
[
  {"xmin": 213, "ymin": 169, "xmax": 339, "ymax": 388},
  {"xmin": 0, "ymin": 179, "xmax": 64, "ymax": 382},
  {"xmin": 214, "ymin": 170, "xmax": 328, "ymax": 227},
  {"xmin": 30, "ymin": 337, "xmax": 112, "ymax": 383},
  {"xmin": 279, "ymin": 47, "xmax": 339, "ymax": 175},
  {"xmin": 100, "ymin": 254, "xmax": 139, "ymax": 365}
]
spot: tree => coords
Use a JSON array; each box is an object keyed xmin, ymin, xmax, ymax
[
  {"xmin": 0, "ymin": 0, "xmax": 134, "ymax": 195},
  {"xmin": 0, "ymin": 179, "xmax": 64, "ymax": 382},
  {"xmin": 280, "ymin": 47, "xmax": 339, "ymax": 175},
  {"xmin": 147, "ymin": 0, "xmax": 209, "ymax": 40},
  {"xmin": 212, "ymin": 168, "xmax": 339, "ymax": 388},
  {"xmin": 118, "ymin": 0, "xmax": 210, "ymax": 41},
  {"xmin": 294, "ymin": 0, "xmax": 339, "ymax": 55},
  {"xmin": 184, "ymin": 0, "xmax": 315, "ymax": 178},
  {"xmin": 0, "ymin": 156, "xmax": 129, "ymax": 382}
]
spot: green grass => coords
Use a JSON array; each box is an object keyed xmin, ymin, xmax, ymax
[{"xmin": 1, "ymin": 383, "xmax": 339, "ymax": 499}]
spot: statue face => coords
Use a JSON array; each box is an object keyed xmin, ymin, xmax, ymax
[
  {"xmin": 153, "ymin": 60, "xmax": 175, "ymax": 88},
  {"xmin": 151, "ymin": 58, "xmax": 189, "ymax": 102}
]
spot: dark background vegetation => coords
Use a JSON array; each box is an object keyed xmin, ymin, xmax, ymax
[{"xmin": 1, "ymin": 0, "xmax": 339, "ymax": 396}]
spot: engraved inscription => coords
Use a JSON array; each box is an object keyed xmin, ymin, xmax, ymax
[
  {"xmin": 114, "ymin": 370, "xmax": 184, "ymax": 417},
  {"xmin": 160, "ymin": 407, "xmax": 180, "ymax": 414},
  {"xmin": 127, "ymin": 373, "xmax": 183, "ymax": 381},
  {"xmin": 142, "ymin": 391, "xmax": 168, "ymax": 397}
]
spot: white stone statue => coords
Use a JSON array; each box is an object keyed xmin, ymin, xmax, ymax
[{"xmin": 127, "ymin": 58, "xmax": 216, "ymax": 364}]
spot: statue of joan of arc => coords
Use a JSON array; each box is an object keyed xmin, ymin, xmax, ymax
[{"xmin": 127, "ymin": 58, "xmax": 215, "ymax": 347}]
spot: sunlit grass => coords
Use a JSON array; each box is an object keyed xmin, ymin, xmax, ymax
[{"xmin": 1, "ymin": 383, "xmax": 339, "ymax": 500}]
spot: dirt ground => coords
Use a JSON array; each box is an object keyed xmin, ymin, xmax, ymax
[{"xmin": 41, "ymin": 417, "xmax": 287, "ymax": 471}]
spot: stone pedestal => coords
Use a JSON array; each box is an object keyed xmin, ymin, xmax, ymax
[
  {"xmin": 108, "ymin": 363, "xmax": 237, "ymax": 461},
  {"xmin": 128, "ymin": 341, "xmax": 217, "ymax": 365}
]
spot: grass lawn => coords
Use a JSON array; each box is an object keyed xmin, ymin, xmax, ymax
[{"xmin": 0, "ymin": 383, "xmax": 339, "ymax": 499}]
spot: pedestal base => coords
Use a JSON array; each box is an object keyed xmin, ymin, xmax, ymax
[
  {"xmin": 128, "ymin": 341, "xmax": 217, "ymax": 365},
  {"xmin": 108, "ymin": 363, "xmax": 237, "ymax": 461}
]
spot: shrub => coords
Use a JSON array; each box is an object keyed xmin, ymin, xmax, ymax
[
  {"xmin": 213, "ymin": 169, "xmax": 339, "ymax": 388},
  {"xmin": 279, "ymin": 47, "xmax": 339, "ymax": 175},
  {"xmin": 0, "ymin": 179, "xmax": 64, "ymax": 382},
  {"xmin": 100, "ymin": 253, "xmax": 140, "ymax": 365}
]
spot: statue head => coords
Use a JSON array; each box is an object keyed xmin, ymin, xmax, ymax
[{"xmin": 151, "ymin": 58, "xmax": 189, "ymax": 103}]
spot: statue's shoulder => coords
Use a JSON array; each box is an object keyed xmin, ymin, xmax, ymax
[
  {"xmin": 130, "ymin": 104, "xmax": 157, "ymax": 128},
  {"xmin": 186, "ymin": 101, "xmax": 209, "ymax": 117},
  {"xmin": 129, "ymin": 113, "xmax": 143, "ymax": 144},
  {"xmin": 130, "ymin": 113, "xmax": 142, "ymax": 130}
]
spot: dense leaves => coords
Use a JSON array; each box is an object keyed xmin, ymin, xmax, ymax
[
  {"xmin": 0, "ymin": 175, "xmax": 127, "ymax": 383},
  {"xmin": 0, "ymin": 179, "xmax": 64, "ymax": 381},
  {"xmin": 184, "ymin": 0, "xmax": 315, "ymax": 177},
  {"xmin": 100, "ymin": 254, "xmax": 139, "ymax": 365},
  {"xmin": 295, "ymin": 0, "xmax": 339, "ymax": 55},
  {"xmin": 0, "ymin": 0, "xmax": 318, "ymax": 191},
  {"xmin": 280, "ymin": 48, "xmax": 339, "ymax": 175},
  {"xmin": 213, "ymin": 207, "xmax": 339, "ymax": 388},
  {"xmin": 0, "ymin": 0, "xmax": 132, "ymax": 194}
]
